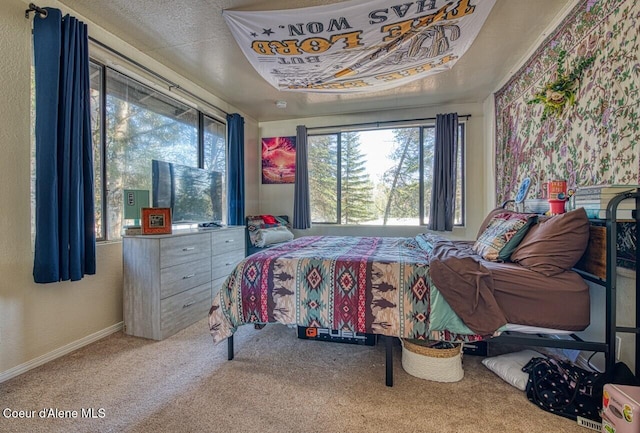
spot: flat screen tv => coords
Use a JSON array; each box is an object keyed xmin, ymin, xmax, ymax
[{"xmin": 152, "ymin": 160, "xmax": 224, "ymax": 225}]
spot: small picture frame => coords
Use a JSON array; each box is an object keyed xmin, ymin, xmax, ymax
[{"xmin": 141, "ymin": 207, "xmax": 172, "ymax": 235}]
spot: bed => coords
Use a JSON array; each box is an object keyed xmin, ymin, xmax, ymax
[{"xmin": 209, "ymin": 201, "xmax": 635, "ymax": 386}]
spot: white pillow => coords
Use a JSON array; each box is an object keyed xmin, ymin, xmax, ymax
[
  {"xmin": 481, "ymin": 349, "xmax": 541, "ymax": 391},
  {"xmin": 253, "ymin": 226, "xmax": 294, "ymax": 247}
]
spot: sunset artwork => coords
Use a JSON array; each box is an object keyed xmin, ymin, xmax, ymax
[{"xmin": 261, "ymin": 136, "xmax": 296, "ymax": 184}]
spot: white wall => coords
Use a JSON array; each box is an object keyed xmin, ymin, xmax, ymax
[
  {"xmin": 259, "ymin": 102, "xmax": 492, "ymax": 241},
  {"xmin": 0, "ymin": 0, "xmax": 259, "ymax": 380},
  {"xmin": 576, "ymin": 271, "xmax": 636, "ymax": 372},
  {"xmin": 244, "ymin": 118, "xmax": 261, "ymax": 217}
]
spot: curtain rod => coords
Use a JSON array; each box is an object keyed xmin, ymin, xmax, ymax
[
  {"xmin": 89, "ymin": 37, "xmax": 229, "ymax": 119},
  {"xmin": 306, "ymin": 114, "xmax": 471, "ymax": 132},
  {"xmin": 25, "ymin": 2, "xmax": 47, "ymax": 18},
  {"xmin": 24, "ymin": 2, "xmax": 228, "ymax": 118}
]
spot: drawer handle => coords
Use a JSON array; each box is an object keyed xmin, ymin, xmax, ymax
[
  {"xmin": 225, "ymin": 239, "xmax": 235, "ymax": 243},
  {"xmin": 182, "ymin": 247, "xmax": 195, "ymax": 251},
  {"xmin": 183, "ymin": 301, "xmax": 196, "ymax": 309},
  {"xmin": 182, "ymin": 274, "xmax": 196, "ymax": 279}
]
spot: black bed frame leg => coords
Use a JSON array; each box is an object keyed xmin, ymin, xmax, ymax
[
  {"xmin": 227, "ymin": 335, "xmax": 234, "ymax": 361},
  {"xmin": 385, "ymin": 335, "xmax": 393, "ymax": 387}
]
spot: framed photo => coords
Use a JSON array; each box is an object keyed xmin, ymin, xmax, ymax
[{"xmin": 141, "ymin": 207, "xmax": 172, "ymax": 234}]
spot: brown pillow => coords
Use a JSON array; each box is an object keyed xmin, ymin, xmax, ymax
[{"xmin": 510, "ymin": 207, "xmax": 589, "ymax": 276}]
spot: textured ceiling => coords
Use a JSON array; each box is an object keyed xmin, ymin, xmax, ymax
[{"xmin": 58, "ymin": 0, "xmax": 572, "ymax": 122}]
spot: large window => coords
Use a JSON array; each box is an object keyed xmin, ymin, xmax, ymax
[
  {"xmin": 308, "ymin": 124, "xmax": 464, "ymax": 226},
  {"xmin": 89, "ymin": 61, "xmax": 226, "ymax": 240}
]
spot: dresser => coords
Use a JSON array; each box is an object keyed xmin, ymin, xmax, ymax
[{"xmin": 123, "ymin": 226, "xmax": 245, "ymax": 340}]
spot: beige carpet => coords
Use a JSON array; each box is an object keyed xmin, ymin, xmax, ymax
[{"xmin": 0, "ymin": 319, "xmax": 587, "ymax": 433}]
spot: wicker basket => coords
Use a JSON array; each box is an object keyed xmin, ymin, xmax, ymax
[{"xmin": 401, "ymin": 339, "xmax": 464, "ymax": 382}]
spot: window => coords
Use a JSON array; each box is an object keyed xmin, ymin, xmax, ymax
[
  {"xmin": 89, "ymin": 62, "xmax": 103, "ymax": 238},
  {"xmin": 88, "ymin": 61, "xmax": 226, "ymax": 240},
  {"xmin": 203, "ymin": 114, "xmax": 226, "ymax": 172},
  {"xmin": 308, "ymin": 124, "xmax": 464, "ymax": 226}
]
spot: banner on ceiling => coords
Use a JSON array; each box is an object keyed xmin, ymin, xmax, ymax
[{"xmin": 223, "ymin": 0, "xmax": 496, "ymax": 93}]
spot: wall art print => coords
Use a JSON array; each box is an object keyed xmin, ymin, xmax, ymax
[
  {"xmin": 261, "ymin": 136, "xmax": 296, "ymax": 184},
  {"xmin": 494, "ymin": 0, "xmax": 640, "ymax": 205}
]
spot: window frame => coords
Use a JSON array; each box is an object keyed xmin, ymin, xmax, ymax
[
  {"xmin": 307, "ymin": 121, "xmax": 466, "ymax": 227},
  {"xmin": 89, "ymin": 59, "xmax": 227, "ymax": 242}
]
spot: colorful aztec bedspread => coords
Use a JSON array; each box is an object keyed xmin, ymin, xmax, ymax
[{"xmin": 208, "ymin": 234, "xmax": 485, "ymax": 344}]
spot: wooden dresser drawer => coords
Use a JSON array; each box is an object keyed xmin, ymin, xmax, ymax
[
  {"xmin": 160, "ymin": 257, "xmax": 211, "ymax": 299},
  {"xmin": 212, "ymin": 274, "xmax": 234, "ymax": 300},
  {"xmin": 160, "ymin": 283, "xmax": 210, "ymax": 339},
  {"xmin": 160, "ymin": 234, "xmax": 211, "ymax": 268},
  {"xmin": 212, "ymin": 228, "xmax": 244, "ymax": 254},
  {"xmin": 212, "ymin": 250, "xmax": 245, "ymax": 281}
]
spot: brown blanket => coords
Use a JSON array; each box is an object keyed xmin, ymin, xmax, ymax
[
  {"xmin": 485, "ymin": 260, "xmax": 590, "ymax": 331},
  {"xmin": 429, "ymin": 240, "xmax": 508, "ymax": 335}
]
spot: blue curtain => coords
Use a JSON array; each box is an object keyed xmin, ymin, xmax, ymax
[
  {"xmin": 293, "ymin": 125, "xmax": 311, "ymax": 229},
  {"xmin": 33, "ymin": 8, "xmax": 96, "ymax": 283},
  {"xmin": 429, "ymin": 113, "xmax": 459, "ymax": 232},
  {"xmin": 227, "ymin": 113, "xmax": 245, "ymax": 226}
]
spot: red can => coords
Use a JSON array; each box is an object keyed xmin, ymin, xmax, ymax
[{"xmin": 548, "ymin": 180, "xmax": 567, "ymax": 200}]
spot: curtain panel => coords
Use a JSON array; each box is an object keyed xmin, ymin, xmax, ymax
[
  {"xmin": 429, "ymin": 113, "xmax": 459, "ymax": 232},
  {"xmin": 33, "ymin": 8, "xmax": 96, "ymax": 283},
  {"xmin": 227, "ymin": 113, "xmax": 245, "ymax": 226},
  {"xmin": 293, "ymin": 125, "xmax": 311, "ymax": 229}
]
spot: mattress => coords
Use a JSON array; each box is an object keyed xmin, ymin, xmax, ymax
[
  {"xmin": 503, "ymin": 324, "xmax": 573, "ymax": 335},
  {"xmin": 483, "ymin": 261, "xmax": 590, "ymax": 331}
]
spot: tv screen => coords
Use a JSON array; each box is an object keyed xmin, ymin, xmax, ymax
[{"xmin": 152, "ymin": 160, "xmax": 223, "ymax": 224}]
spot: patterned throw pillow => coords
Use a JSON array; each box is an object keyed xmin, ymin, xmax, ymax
[{"xmin": 473, "ymin": 212, "xmax": 536, "ymax": 261}]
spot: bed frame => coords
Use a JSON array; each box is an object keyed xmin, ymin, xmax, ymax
[
  {"xmin": 484, "ymin": 191, "xmax": 639, "ymax": 380},
  {"xmin": 228, "ymin": 192, "xmax": 640, "ymax": 387}
]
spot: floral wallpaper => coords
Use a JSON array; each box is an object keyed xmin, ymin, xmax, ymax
[{"xmin": 494, "ymin": 0, "xmax": 640, "ymax": 203}]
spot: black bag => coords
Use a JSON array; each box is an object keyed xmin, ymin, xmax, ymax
[{"xmin": 522, "ymin": 357, "xmax": 604, "ymax": 421}]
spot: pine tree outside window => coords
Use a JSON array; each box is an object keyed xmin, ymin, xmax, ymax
[{"xmin": 308, "ymin": 124, "xmax": 464, "ymax": 226}]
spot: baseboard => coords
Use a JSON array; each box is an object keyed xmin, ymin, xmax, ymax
[{"xmin": 0, "ymin": 322, "xmax": 123, "ymax": 383}]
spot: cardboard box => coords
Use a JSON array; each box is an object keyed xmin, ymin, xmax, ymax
[{"xmin": 602, "ymin": 384, "xmax": 640, "ymax": 433}]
